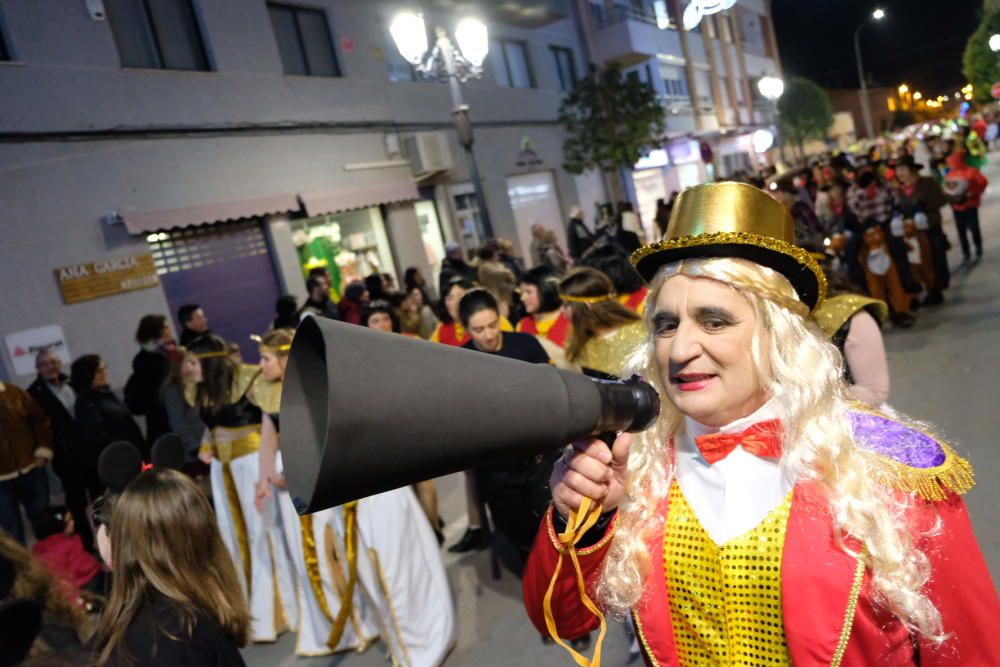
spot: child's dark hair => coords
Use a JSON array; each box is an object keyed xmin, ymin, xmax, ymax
[{"xmin": 31, "ymin": 506, "xmax": 71, "ymax": 541}]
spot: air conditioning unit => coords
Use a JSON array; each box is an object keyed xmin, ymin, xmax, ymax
[{"xmin": 401, "ymin": 131, "xmax": 453, "ymax": 178}]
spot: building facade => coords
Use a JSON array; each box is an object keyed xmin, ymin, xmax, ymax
[
  {"xmin": 578, "ymin": 0, "xmax": 784, "ymax": 238},
  {"xmin": 0, "ymin": 0, "xmax": 597, "ymax": 384}
]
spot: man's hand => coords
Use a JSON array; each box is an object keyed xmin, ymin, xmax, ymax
[{"xmin": 550, "ymin": 432, "xmax": 633, "ymax": 519}]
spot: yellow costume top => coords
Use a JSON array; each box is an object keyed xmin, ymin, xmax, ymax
[{"xmin": 572, "ymin": 320, "xmax": 647, "ymax": 378}]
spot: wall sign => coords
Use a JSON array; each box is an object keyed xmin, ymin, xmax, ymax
[
  {"xmin": 5, "ymin": 325, "xmax": 70, "ymax": 377},
  {"xmin": 54, "ymin": 253, "xmax": 159, "ymax": 304},
  {"xmin": 516, "ymin": 137, "xmax": 543, "ymax": 168}
]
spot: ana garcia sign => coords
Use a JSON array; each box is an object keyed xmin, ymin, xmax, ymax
[
  {"xmin": 55, "ymin": 254, "xmax": 159, "ymax": 305},
  {"xmin": 516, "ymin": 137, "xmax": 543, "ymax": 168},
  {"xmin": 5, "ymin": 325, "xmax": 70, "ymax": 377}
]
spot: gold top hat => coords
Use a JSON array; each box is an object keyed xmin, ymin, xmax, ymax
[{"xmin": 630, "ymin": 181, "xmax": 826, "ymax": 311}]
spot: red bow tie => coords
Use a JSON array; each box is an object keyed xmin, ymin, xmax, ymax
[{"xmin": 693, "ymin": 419, "xmax": 783, "ymax": 465}]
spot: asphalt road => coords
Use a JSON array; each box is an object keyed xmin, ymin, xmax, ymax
[{"xmin": 245, "ymin": 157, "xmax": 1000, "ymax": 667}]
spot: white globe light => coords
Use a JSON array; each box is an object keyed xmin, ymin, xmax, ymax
[
  {"xmin": 757, "ymin": 76, "xmax": 784, "ymax": 101},
  {"xmin": 752, "ymin": 129, "xmax": 775, "ymax": 153},
  {"xmin": 872, "ymin": 8, "xmax": 885, "ymax": 20},
  {"xmin": 390, "ymin": 12, "xmax": 428, "ymax": 66},
  {"xmin": 990, "ymin": 33, "xmax": 1000, "ymax": 53},
  {"xmin": 455, "ymin": 18, "xmax": 489, "ymax": 67}
]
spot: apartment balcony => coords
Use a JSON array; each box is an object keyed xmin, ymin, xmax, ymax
[
  {"xmin": 590, "ymin": 4, "xmax": 683, "ymax": 67},
  {"xmin": 661, "ymin": 96, "xmax": 696, "ymax": 136}
]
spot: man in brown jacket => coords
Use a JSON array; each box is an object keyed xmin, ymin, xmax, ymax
[{"xmin": 0, "ymin": 380, "xmax": 53, "ymax": 543}]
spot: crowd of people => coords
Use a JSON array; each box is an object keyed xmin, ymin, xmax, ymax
[{"xmin": 0, "ymin": 110, "xmax": 995, "ymax": 666}]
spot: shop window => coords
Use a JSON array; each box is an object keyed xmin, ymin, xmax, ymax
[
  {"xmin": 105, "ymin": 0, "xmax": 210, "ymax": 70},
  {"xmin": 291, "ymin": 208, "xmax": 395, "ymax": 298},
  {"xmin": 551, "ymin": 46, "xmax": 577, "ymax": 92},
  {"xmin": 491, "ymin": 39, "xmax": 535, "ymax": 89},
  {"xmin": 268, "ymin": 2, "xmax": 340, "ymax": 77}
]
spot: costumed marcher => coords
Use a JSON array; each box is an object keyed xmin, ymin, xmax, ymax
[
  {"xmin": 361, "ymin": 305, "xmax": 444, "ymax": 542},
  {"xmin": 944, "ymin": 148, "xmax": 988, "ymax": 265},
  {"xmin": 253, "ymin": 330, "xmax": 380, "ymax": 657},
  {"xmin": 894, "ymin": 156, "xmax": 950, "ymax": 304},
  {"xmin": 858, "ymin": 224, "xmax": 915, "ymax": 328},
  {"xmin": 91, "ymin": 443, "xmax": 249, "ymax": 667},
  {"xmin": 812, "ymin": 270, "xmax": 891, "ymax": 406},
  {"xmin": 523, "ymin": 181, "xmax": 998, "ymax": 666},
  {"xmin": 188, "ymin": 335, "xmax": 297, "ymax": 643},
  {"xmin": 578, "ymin": 244, "xmax": 650, "ymax": 314},
  {"xmin": 558, "ymin": 267, "xmax": 646, "ymax": 380},
  {"xmin": 517, "ymin": 266, "xmax": 576, "ymax": 371}
]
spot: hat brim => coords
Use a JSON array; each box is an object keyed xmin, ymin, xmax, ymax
[{"xmin": 630, "ymin": 232, "xmax": 827, "ymax": 312}]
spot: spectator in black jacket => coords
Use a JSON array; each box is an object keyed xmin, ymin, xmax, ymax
[
  {"xmin": 177, "ymin": 304, "xmax": 210, "ymax": 347},
  {"xmin": 124, "ymin": 315, "xmax": 174, "ymax": 446},
  {"xmin": 71, "ymin": 355, "xmax": 146, "ymax": 485},
  {"xmin": 27, "ymin": 350, "xmax": 95, "ymax": 550},
  {"xmin": 566, "ymin": 206, "xmax": 595, "ymax": 261}
]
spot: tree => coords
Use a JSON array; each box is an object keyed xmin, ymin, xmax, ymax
[
  {"xmin": 962, "ymin": 3, "xmax": 1000, "ymax": 104},
  {"xmin": 777, "ymin": 76, "xmax": 834, "ymax": 156},
  {"xmin": 559, "ymin": 65, "xmax": 666, "ymax": 204}
]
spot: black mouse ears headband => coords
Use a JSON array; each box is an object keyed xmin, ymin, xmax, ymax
[{"xmin": 97, "ymin": 433, "xmax": 186, "ymax": 494}]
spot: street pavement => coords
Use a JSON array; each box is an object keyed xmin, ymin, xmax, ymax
[{"xmin": 245, "ymin": 156, "xmax": 1000, "ymax": 667}]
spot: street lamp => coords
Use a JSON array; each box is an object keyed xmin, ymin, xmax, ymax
[
  {"xmin": 757, "ymin": 76, "xmax": 785, "ymax": 162},
  {"xmin": 990, "ymin": 33, "xmax": 1000, "ymax": 52},
  {"xmin": 854, "ymin": 7, "xmax": 886, "ymax": 139},
  {"xmin": 389, "ymin": 12, "xmax": 496, "ymax": 241}
]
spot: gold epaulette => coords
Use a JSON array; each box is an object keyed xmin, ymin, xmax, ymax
[
  {"xmin": 852, "ymin": 409, "xmax": 975, "ymax": 502},
  {"xmin": 253, "ymin": 377, "xmax": 283, "ymax": 415},
  {"xmin": 812, "ymin": 294, "xmax": 889, "ymax": 339},
  {"xmin": 232, "ymin": 364, "xmax": 261, "ymax": 403}
]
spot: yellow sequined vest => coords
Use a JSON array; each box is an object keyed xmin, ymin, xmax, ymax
[{"xmin": 663, "ymin": 482, "xmax": 793, "ymax": 666}]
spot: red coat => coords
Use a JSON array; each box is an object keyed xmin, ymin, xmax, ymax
[
  {"xmin": 945, "ymin": 152, "xmax": 988, "ymax": 211},
  {"xmin": 523, "ymin": 439, "xmax": 999, "ymax": 665},
  {"xmin": 32, "ymin": 533, "xmax": 103, "ymax": 589}
]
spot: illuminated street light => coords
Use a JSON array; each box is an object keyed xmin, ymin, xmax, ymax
[
  {"xmin": 855, "ymin": 8, "xmax": 888, "ymax": 138},
  {"xmin": 913, "ymin": 91, "xmax": 922, "ymax": 100},
  {"xmin": 898, "ymin": 83, "xmax": 908, "ymax": 94},
  {"xmin": 757, "ymin": 76, "xmax": 785, "ymax": 101},
  {"xmin": 872, "ymin": 8, "xmax": 886, "ymax": 20},
  {"xmin": 990, "ymin": 33, "xmax": 1000, "ymax": 52}
]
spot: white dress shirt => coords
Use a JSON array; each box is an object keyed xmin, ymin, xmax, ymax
[{"xmin": 674, "ymin": 398, "xmax": 795, "ymax": 546}]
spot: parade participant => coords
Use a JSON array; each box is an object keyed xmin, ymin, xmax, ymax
[
  {"xmin": 523, "ymin": 182, "xmax": 997, "ymax": 666},
  {"xmin": 252, "ymin": 329, "xmax": 380, "ymax": 657},
  {"xmin": 431, "ymin": 279, "xmax": 512, "ymax": 347},
  {"xmin": 849, "ymin": 171, "xmax": 920, "ymax": 293},
  {"xmin": 578, "ymin": 245, "xmax": 650, "ymax": 314},
  {"xmin": 93, "ymin": 468, "xmax": 249, "ymax": 666},
  {"xmin": 360, "ymin": 306, "xmax": 444, "ymax": 541},
  {"xmin": 459, "ymin": 289, "xmax": 559, "ymax": 575},
  {"xmin": 812, "ymin": 271, "xmax": 890, "ymax": 406},
  {"xmin": 894, "ymin": 156, "xmax": 949, "ymax": 304},
  {"xmin": 558, "ymin": 267, "xmax": 645, "ymax": 380},
  {"xmin": 399, "ymin": 286, "xmax": 438, "ymax": 339},
  {"xmin": 858, "ymin": 225, "xmax": 915, "ymax": 327},
  {"xmin": 944, "ymin": 147, "xmax": 988, "ymax": 265},
  {"xmin": 517, "ymin": 266, "xmax": 574, "ymax": 370},
  {"xmin": 188, "ymin": 335, "xmax": 296, "ymax": 642}
]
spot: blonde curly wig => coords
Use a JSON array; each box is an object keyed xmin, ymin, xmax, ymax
[{"xmin": 597, "ymin": 257, "xmax": 945, "ymax": 642}]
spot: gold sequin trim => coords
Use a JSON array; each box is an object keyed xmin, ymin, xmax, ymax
[
  {"xmin": 812, "ymin": 294, "xmax": 888, "ymax": 339},
  {"xmin": 544, "ymin": 505, "xmax": 617, "ymax": 555},
  {"xmin": 369, "ymin": 547, "xmax": 413, "ymax": 667},
  {"xmin": 629, "ymin": 231, "xmax": 828, "ymax": 312},
  {"xmin": 573, "ymin": 320, "xmax": 647, "ymax": 377},
  {"xmin": 865, "ymin": 442, "xmax": 975, "ymax": 501},
  {"xmin": 830, "ymin": 552, "xmax": 866, "ymax": 667}
]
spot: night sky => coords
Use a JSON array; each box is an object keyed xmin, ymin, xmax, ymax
[{"xmin": 771, "ymin": 0, "xmax": 984, "ymax": 97}]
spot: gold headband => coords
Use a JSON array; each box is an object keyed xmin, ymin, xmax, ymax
[
  {"xmin": 560, "ymin": 292, "xmax": 617, "ymax": 304},
  {"xmin": 194, "ymin": 351, "xmax": 229, "ymax": 359},
  {"xmin": 260, "ymin": 344, "xmax": 292, "ymax": 353}
]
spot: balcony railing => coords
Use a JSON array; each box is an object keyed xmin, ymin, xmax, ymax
[{"xmin": 590, "ymin": 2, "xmax": 677, "ymax": 30}]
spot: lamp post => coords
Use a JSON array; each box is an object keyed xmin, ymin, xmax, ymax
[
  {"xmin": 854, "ymin": 7, "xmax": 886, "ymax": 139},
  {"xmin": 390, "ymin": 13, "xmax": 495, "ymax": 241},
  {"xmin": 757, "ymin": 75, "xmax": 785, "ymax": 163}
]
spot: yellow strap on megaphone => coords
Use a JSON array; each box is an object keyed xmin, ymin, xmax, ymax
[
  {"xmin": 541, "ymin": 496, "xmax": 608, "ymax": 667},
  {"xmin": 327, "ymin": 500, "xmax": 359, "ymax": 648}
]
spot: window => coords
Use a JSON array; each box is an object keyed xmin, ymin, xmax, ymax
[
  {"xmin": 268, "ymin": 2, "xmax": 340, "ymax": 77},
  {"xmin": 551, "ymin": 46, "xmax": 577, "ymax": 92},
  {"xmin": 105, "ymin": 0, "xmax": 209, "ymax": 70},
  {"xmin": 626, "ymin": 62, "xmax": 654, "ymax": 88},
  {"xmin": 738, "ymin": 11, "xmax": 766, "ymax": 52},
  {"xmin": 694, "ymin": 68, "xmax": 714, "ymax": 109},
  {"xmin": 491, "ymin": 39, "xmax": 534, "ymax": 88},
  {"xmin": 659, "ymin": 64, "xmax": 690, "ymax": 104}
]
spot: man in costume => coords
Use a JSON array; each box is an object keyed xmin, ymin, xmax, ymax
[{"xmin": 523, "ymin": 182, "xmax": 997, "ymax": 666}]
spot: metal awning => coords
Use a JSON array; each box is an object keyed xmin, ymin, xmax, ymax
[
  {"xmin": 299, "ymin": 180, "xmax": 419, "ymax": 218},
  {"xmin": 121, "ymin": 193, "xmax": 300, "ymax": 234}
]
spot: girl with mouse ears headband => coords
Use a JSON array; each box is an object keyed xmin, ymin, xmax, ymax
[{"xmin": 91, "ymin": 435, "xmax": 249, "ymax": 666}]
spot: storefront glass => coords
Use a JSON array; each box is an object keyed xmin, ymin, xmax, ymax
[{"xmin": 290, "ymin": 207, "xmax": 395, "ymax": 299}]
